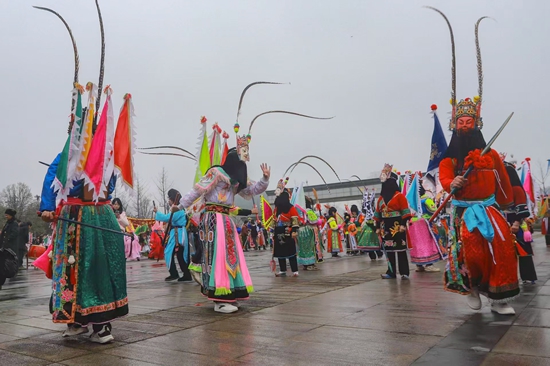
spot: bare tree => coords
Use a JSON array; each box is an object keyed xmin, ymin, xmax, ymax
[
  {"xmin": 0, "ymin": 182, "xmax": 34, "ymax": 218},
  {"xmin": 533, "ymin": 160, "xmax": 550, "ymax": 196},
  {"xmin": 0, "ymin": 183, "xmax": 51, "ymax": 235},
  {"xmin": 131, "ymin": 176, "xmax": 153, "ymax": 219},
  {"xmin": 155, "ymin": 167, "xmax": 173, "ymax": 213}
]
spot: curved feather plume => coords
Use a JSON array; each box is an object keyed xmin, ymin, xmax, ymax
[
  {"xmin": 287, "ymin": 161, "xmax": 330, "ymax": 192},
  {"xmin": 139, "ymin": 151, "xmax": 196, "ymax": 161},
  {"xmin": 138, "ymin": 146, "xmax": 196, "ymax": 158},
  {"xmin": 93, "ymin": 0, "xmax": 106, "ymax": 132},
  {"xmin": 33, "ymin": 6, "xmax": 80, "ymax": 133},
  {"xmin": 236, "ymin": 82, "xmax": 287, "ymax": 122},
  {"xmin": 248, "ymin": 111, "xmax": 334, "ymax": 135},
  {"xmin": 291, "ymin": 155, "xmax": 340, "ymax": 182},
  {"xmin": 475, "ymin": 17, "xmax": 490, "ymax": 104},
  {"xmin": 425, "ymin": 7, "xmax": 456, "ymax": 108}
]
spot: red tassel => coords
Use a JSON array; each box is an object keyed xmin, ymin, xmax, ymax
[
  {"xmin": 46, "ymin": 261, "xmax": 53, "ymax": 280},
  {"xmin": 70, "ymin": 267, "xmax": 76, "ymax": 284}
]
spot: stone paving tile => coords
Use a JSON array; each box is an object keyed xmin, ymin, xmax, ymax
[
  {"xmin": 261, "ymin": 326, "xmax": 441, "ymax": 366},
  {"xmin": 528, "ymin": 294, "xmax": 550, "ymax": 309},
  {"xmin": 0, "ymin": 333, "xmax": 20, "ymax": 344},
  {"xmin": 481, "ymin": 352, "xmax": 550, "ymax": 366},
  {"xmin": 226, "ymin": 350, "xmax": 354, "ymax": 366},
  {"xmin": 135, "ymin": 330, "xmax": 259, "ymax": 359},
  {"xmin": 110, "ymin": 320, "xmax": 183, "ymax": 335},
  {"xmin": 29, "ymin": 332, "xmax": 125, "ymax": 351},
  {"xmin": 492, "ymin": 326, "xmax": 550, "ymax": 358},
  {"xmin": 103, "ymin": 343, "xmax": 228, "ymax": 365},
  {"xmin": 7, "ymin": 317, "xmax": 70, "ymax": 332},
  {"xmin": 326, "ymin": 311, "xmax": 463, "ymax": 337},
  {"xmin": 535, "ymin": 286, "xmax": 550, "ymax": 296},
  {"xmin": 514, "ymin": 307, "xmax": 550, "ymax": 328},
  {"xmin": 59, "ymin": 353, "xmax": 155, "ymax": 366},
  {"xmin": 0, "ymin": 322, "xmax": 51, "ymax": 338},
  {"xmin": 412, "ymin": 347, "xmax": 488, "ymax": 366},
  {"xmin": 0, "ymin": 338, "xmax": 91, "ymax": 362},
  {"xmin": 196, "ymin": 317, "xmax": 323, "ymax": 339},
  {"xmin": 0, "ymin": 349, "xmax": 50, "ymax": 366},
  {"xmin": 435, "ymin": 323, "xmax": 509, "ymax": 351}
]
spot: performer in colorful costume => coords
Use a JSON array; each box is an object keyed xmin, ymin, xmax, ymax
[
  {"xmin": 112, "ymin": 198, "xmax": 141, "ymax": 261},
  {"xmin": 155, "ymin": 189, "xmax": 192, "ymax": 282},
  {"xmin": 428, "ymin": 7, "xmax": 519, "ymax": 315},
  {"xmin": 322, "ymin": 207, "xmax": 344, "ymax": 257},
  {"xmin": 297, "ymin": 197, "xmax": 323, "ymax": 270},
  {"xmin": 34, "ymin": 1, "xmax": 135, "ymax": 342},
  {"xmin": 375, "ymin": 165, "xmax": 412, "ymax": 279},
  {"xmin": 178, "ymin": 91, "xmax": 274, "ymax": 313},
  {"xmin": 272, "ymin": 184, "xmax": 301, "ymax": 276},
  {"xmin": 501, "ymin": 156, "xmax": 537, "ymax": 284},
  {"xmin": 409, "ymin": 180, "xmax": 446, "ymax": 272},
  {"xmin": 356, "ymin": 191, "xmax": 382, "ymax": 259}
]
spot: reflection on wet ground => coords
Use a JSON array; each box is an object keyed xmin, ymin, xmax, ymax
[{"xmin": 1, "ymin": 235, "xmax": 549, "ymax": 365}]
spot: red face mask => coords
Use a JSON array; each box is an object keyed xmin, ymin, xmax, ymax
[{"xmin": 456, "ymin": 116, "xmax": 475, "ymax": 133}]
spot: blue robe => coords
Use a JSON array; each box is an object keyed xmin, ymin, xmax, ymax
[{"xmin": 155, "ymin": 211, "xmax": 188, "ymax": 270}]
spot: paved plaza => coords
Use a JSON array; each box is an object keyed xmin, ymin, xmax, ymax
[{"xmin": 0, "ymin": 235, "xmax": 549, "ymax": 365}]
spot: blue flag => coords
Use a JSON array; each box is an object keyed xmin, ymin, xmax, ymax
[{"xmin": 427, "ymin": 112, "xmax": 448, "ymax": 172}]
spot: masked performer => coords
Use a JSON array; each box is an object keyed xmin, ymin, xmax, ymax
[
  {"xmin": 501, "ymin": 156, "xmax": 537, "ymax": 284},
  {"xmin": 375, "ymin": 165, "xmax": 412, "ymax": 279},
  {"xmin": 180, "ymin": 131, "xmax": 270, "ymax": 313},
  {"xmin": 272, "ymin": 184, "xmax": 301, "ymax": 276},
  {"xmin": 429, "ymin": 8, "xmax": 518, "ymax": 315},
  {"xmin": 155, "ymin": 189, "xmax": 192, "ymax": 282},
  {"xmin": 35, "ymin": 2, "xmax": 134, "ymax": 343}
]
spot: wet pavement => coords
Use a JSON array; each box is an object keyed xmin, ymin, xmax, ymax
[{"xmin": 1, "ymin": 235, "xmax": 549, "ymax": 366}]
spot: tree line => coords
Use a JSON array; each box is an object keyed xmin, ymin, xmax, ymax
[{"xmin": 0, "ymin": 168, "xmax": 175, "ymax": 235}]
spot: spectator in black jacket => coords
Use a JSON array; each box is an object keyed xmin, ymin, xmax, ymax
[
  {"xmin": 18, "ymin": 222, "xmax": 31, "ymax": 268},
  {"xmin": 1, "ymin": 209, "xmax": 19, "ymax": 287}
]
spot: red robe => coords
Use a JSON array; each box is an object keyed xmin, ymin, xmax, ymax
[{"xmin": 439, "ymin": 148, "xmax": 518, "ymax": 301}]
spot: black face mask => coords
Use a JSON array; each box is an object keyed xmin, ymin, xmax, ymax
[
  {"xmin": 275, "ymin": 191, "xmax": 292, "ymax": 214},
  {"xmin": 381, "ymin": 179, "xmax": 399, "ymax": 204}
]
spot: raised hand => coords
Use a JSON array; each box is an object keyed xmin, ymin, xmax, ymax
[{"xmin": 260, "ymin": 163, "xmax": 271, "ymax": 179}]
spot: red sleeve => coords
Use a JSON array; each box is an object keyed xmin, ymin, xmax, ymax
[
  {"xmin": 513, "ymin": 186, "xmax": 527, "ymax": 206},
  {"xmin": 492, "ymin": 150, "xmax": 513, "ymax": 208},
  {"xmin": 439, "ymin": 157, "xmax": 455, "ymax": 193},
  {"xmin": 397, "ymin": 193, "xmax": 413, "ymax": 220}
]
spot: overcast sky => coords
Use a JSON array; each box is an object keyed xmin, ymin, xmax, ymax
[{"xmin": 1, "ymin": 0, "xmax": 548, "ymax": 199}]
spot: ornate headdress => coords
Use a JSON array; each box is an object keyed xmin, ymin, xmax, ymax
[
  {"xmin": 426, "ymin": 7, "xmax": 489, "ymax": 131},
  {"xmin": 274, "ymin": 177, "xmax": 289, "ymax": 196},
  {"xmin": 379, "ymin": 163, "xmax": 395, "ymax": 183}
]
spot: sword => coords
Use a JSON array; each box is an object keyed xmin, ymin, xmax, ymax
[
  {"xmin": 429, "ymin": 112, "xmax": 514, "ymax": 222},
  {"xmin": 57, "ymin": 216, "xmax": 133, "ymax": 237}
]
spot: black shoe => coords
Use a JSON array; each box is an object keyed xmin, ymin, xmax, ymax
[
  {"xmin": 178, "ymin": 277, "xmax": 192, "ymax": 282},
  {"xmin": 165, "ymin": 276, "xmax": 179, "ymax": 282}
]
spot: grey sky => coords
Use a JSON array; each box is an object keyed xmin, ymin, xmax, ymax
[{"xmin": 1, "ymin": 0, "xmax": 548, "ymax": 199}]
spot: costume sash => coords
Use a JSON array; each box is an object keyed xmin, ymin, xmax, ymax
[{"xmin": 452, "ymin": 195, "xmax": 496, "ymax": 242}]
